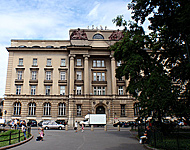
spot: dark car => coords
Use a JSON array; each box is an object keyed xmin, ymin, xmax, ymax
[
  {"xmin": 55, "ymin": 120, "xmax": 67, "ymax": 125},
  {"xmin": 27, "ymin": 120, "xmax": 37, "ymax": 127},
  {"xmin": 113, "ymin": 121, "xmax": 123, "ymax": 127},
  {"xmin": 19, "ymin": 120, "xmax": 26, "ymax": 127},
  {"xmin": 38, "ymin": 121, "xmax": 43, "ymax": 127}
]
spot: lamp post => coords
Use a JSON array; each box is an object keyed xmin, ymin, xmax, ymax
[{"xmin": 73, "ymin": 89, "xmax": 75, "ymax": 127}]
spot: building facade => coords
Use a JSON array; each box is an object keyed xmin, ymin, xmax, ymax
[{"xmin": 3, "ymin": 28, "xmax": 137, "ymax": 126}]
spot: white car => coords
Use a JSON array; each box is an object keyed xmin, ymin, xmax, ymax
[{"xmin": 42, "ymin": 121, "xmax": 65, "ymax": 130}]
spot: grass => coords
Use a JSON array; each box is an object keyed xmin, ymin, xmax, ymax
[{"xmin": 0, "ymin": 129, "xmax": 28, "ymax": 147}]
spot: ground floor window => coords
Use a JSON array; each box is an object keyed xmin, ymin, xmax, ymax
[
  {"xmin": 28, "ymin": 102, "xmax": 36, "ymax": 116},
  {"xmin": 13, "ymin": 102, "xmax": 21, "ymax": 115},
  {"xmin": 77, "ymin": 104, "xmax": 82, "ymax": 116},
  {"xmin": 43, "ymin": 102, "xmax": 51, "ymax": 116},
  {"xmin": 58, "ymin": 103, "xmax": 66, "ymax": 116},
  {"xmin": 121, "ymin": 104, "xmax": 125, "ymax": 116}
]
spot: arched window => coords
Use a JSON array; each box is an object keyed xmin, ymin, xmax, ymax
[
  {"xmin": 134, "ymin": 103, "xmax": 141, "ymax": 116},
  {"xmin": 28, "ymin": 102, "xmax": 36, "ymax": 116},
  {"xmin": 93, "ymin": 34, "xmax": 104, "ymax": 39},
  {"xmin": 43, "ymin": 102, "xmax": 51, "ymax": 116},
  {"xmin": 58, "ymin": 103, "xmax": 66, "ymax": 116},
  {"xmin": 13, "ymin": 102, "xmax": 21, "ymax": 115}
]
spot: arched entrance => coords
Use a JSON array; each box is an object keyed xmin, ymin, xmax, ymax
[{"xmin": 96, "ymin": 106, "xmax": 105, "ymax": 114}]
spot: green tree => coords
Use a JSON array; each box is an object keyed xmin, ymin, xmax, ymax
[{"xmin": 111, "ymin": 0, "xmax": 190, "ymax": 122}]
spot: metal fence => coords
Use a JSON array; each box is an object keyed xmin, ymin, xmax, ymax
[
  {"xmin": 138, "ymin": 125, "xmax": 190, "ymax": 150},
  {"xmin": 0, "ymin": 127, "xmax": 31, "ymax": 145}
]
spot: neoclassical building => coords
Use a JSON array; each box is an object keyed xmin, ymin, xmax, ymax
[{"xmin": 3, "ymin": 28, "xmax": 138, "ymax": 126}]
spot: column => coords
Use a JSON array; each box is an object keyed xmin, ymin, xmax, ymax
[
  {"xmin": 111, "ymin": 56, "xmax": 117, "ymax": 95},
  {"xmin": 83, "ymin": 55, "xmax": 90, "ymax": 95},
  {"xmin": 69, "ymin": 54, "xmax": 75, "ymax": 127}
]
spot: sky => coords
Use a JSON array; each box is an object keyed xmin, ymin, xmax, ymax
[{"xmin": 0, "ymin": 0, "xmax": 150, "ymax": 97}]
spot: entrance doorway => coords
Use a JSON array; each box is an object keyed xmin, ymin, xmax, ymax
[{"xmin": 96, "ymin": 106, "xmax": 105, "ymax": 114}]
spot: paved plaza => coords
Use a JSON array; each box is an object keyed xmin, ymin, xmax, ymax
[{"xmin": 10, "ymin": 127, "xmax": 146, "ymax": 150}]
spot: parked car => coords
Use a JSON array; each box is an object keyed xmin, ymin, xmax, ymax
[
  {"xmin": 42, "ymin": 121, "xmax": 65, "ymax": 130},
  {"xmin": 113, "ymin": 121, "xmax": 123, "ymax": 127},
  {"xmin": 38, "ymin": 121, "xmax": 43, "ymax": 127},
  {"xmin": 27, "ymin": 120, "xmax": 37, "ymax": 127},
  {"xmin": 55, "ymin": 120, "xmax": 67, "ymax": 125}
]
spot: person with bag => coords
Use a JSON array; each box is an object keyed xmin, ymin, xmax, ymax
[{"xmin": 21, "ymin": 121, "xmax": 27, "ymax": 140}]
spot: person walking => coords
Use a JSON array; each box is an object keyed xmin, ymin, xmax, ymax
[
  {"xmin": 14, "ymin": 119, "xmax": 17, "ymax": 129},
  {"xmin": 81, "ymin": 123, "xmax": 84, "ymax": 132},
  {"xmin": 74, "ymin": 121, "xmax": 78, "ymax": 133},
  {"xmin": 21, "ymin": 121, "xmax": 27, "ymax": 140}
]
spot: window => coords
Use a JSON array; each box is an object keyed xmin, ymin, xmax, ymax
[
  {"xmin": 93, "ymin": 86, "xmax": 106, "ymax": 95},
  {"xmin": 16, "ymin": 85, "xmax": 21, "ymax": 95},
  {"xmin": 47, "ymin": 58, "xmax": 51, "ymax": 66},
  {"xmin": 134, "ymin": 103, "xmax": 141, "ymax": 116},
  {"xmin": 93, "ymin": 72, "xmax": 106, "ymax": 81},
  {"xmin": 46, "ymin": 71, "xmax": 51, "ymax": 80},
  {"xmin": 76, "ymin": 86, "xmax": 82, "ymax": 95},
  {"xmin": 60, "ymin": 86, "xmax": 65, "ymax": 95},
  {"xmin": 33, "ymin": 58, "xmax": 37, "ymax": 66},
  {"xmin": 13, "ymin": 102, "xmax": 21, "ymax": 115},
  {"xmin": 117, "ymin": 60, "xmax": 121, "ymax": 66},
  {"xmin": 28, "ymin": 102, "xmax": 36, "ymax": 116},
  {"xmin": 77, "ymin": 59, "xmax": 82, "ymax": 66},
  {"xmin": 58, "ymin": 103, "xmax": 66, "ymax": 116},
  {"xmin": 93, "ymin": 60, "xmax": 105, "ymax": 67},
  {"xmin": 76, "ymin": 71, "xmax": 82, "ymax": 80},
  {"xmin": 77, "ymin": 104, "xmax": 82, "ymax": 116},
  {"xmin": 43, "ymin": 102, "xmax": 51, "ymax": 116},
  {"xmin": 17, "ymin": 71, "xmax": 22, "ymax": 80},
  {"xmin": 61, "ymin": 59, "xmax": 66, "ymax": 66},
  {"xmin": 32, "ymin": 71, "xmax": 37, "ymax": 80},
  {"xmin": 121, "ymin": 104, "xmax": 125, "ymax": 116},
  {"xmin": 60, "ymin": 71, "xmax": 66, "ymax": 80},
  {"xmin": 118, "ymin": 86, "xmax": 123, "ymax": 95},
  {"xmin": 31, "ymin": 86, "xmax": 36, "ymax": 95},
  {"xmin": 19, "ymin": 58, "xmax": 23, "ymax": 66},
  {"xmin": 93, "ymin": 34, "xmax": 104, "ymax": 39},
  {"xmin": 46, "ymin": 86, "xmax": 50, "ymax": 95}
]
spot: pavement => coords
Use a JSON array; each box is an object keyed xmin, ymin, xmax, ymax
[{"xmin": 8, "ymin": 126, "xmax": 146, "ymax": 150}]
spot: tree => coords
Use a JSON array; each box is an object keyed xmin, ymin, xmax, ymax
[{"xmin": 110, "ymin": 0, "xmax": 190, "ymax": 122}]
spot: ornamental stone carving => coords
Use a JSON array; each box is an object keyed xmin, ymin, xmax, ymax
[
  {"xmin": 109, "ymin": 29, "xmax": 124, "ymax": 40},
  {"xmin": 70, "ymin": 28, "xmax": 88, "ymax": 40}
]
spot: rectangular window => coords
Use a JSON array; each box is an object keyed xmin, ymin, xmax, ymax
[
  {"xmin": 61, "ymin": 59, "xmax": 66, "ymax": 66},
  {"xmin": 93, "ymin": 87, "xmax": 96, "ymax": 95},
  {"xmin": 19, "ymin": 58, "xmax": 23, "ymax": 66},
  {"xmin": 102, "ymin": 73, "xmax": 105, "ymax": 81},
  {"xmin": 33, "ymin": 58, "xmax": 37, "ymax": 66},
  {"xmin": 93, "ymin": 60, "xmax": 96, "ymax": 67},
  {"xmin": 16, "ymin": 85, "xmax": 21, "ymax": 95},
  {"xmin": 118, "ymin": 86, "xmax": 123, "ymax": 95},
  {"xmin": 93, "ymin": 86, "xmax": 106, "ymax": 95},
  {"xmin": 121, "ymin": 104, "xmax": 125, "ymax": 116},
  {"xmin": 31, "ymin": 86, "xmax": 36, "ymax": 95},
  {"xmin": 46, "ymin": 71, "xmax": 51, "ymax": 80},
  {"xmin": 76, "ymin": 86, "xmax": 82, "ymax": 95},
  {"xmin": 47, "ymin": 58, "xmax": 51, "ymax": 66},
  {"xmin": 17, "ymin": 71, "xmax": 22, "ymax": 80},
  {"xmin": 32, "ymin": 71, "xmax": 37, "ymax": 80},
  {"xmin": 93, "ymin": 60, "xmax": 105, "ymax": 67},
  {"xmin": 77, "ymin": 104, "xmax": 82, "ymax": 116},
  {"xmin": 93, "ymin": 72, "xmax": 96, "ymax": 81},
  {"xmin": 97, "ymin": 73, "xmax": 101, "ymax": 81},
  {"xmin": 76, "ymin": 71, "xmax": 82, "ymax": 80},
  {"xmin": 60, "ymin": 86, "xmax": 65, "ymax": 95},
  {"xmin": 77, "ymin": 59, "xmax": 82, "ymax": 66},
  {"xmin": 60, "ymin": 71, "xmax": 66, "ymax": 80},
  {"xmin": 46, "ymin": 86, "xmax": 50, "ymax": 95},
  {"xmin": 93, "ymin": 72, "xmax": 106, "ymax": 81},
  {"xmin": 134, "ymin": 103, "xmax": 141, "ymax": 116}
]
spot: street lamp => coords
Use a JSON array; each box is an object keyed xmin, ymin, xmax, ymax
[{"xmin": 73, "ymin": 89, "xmax": 75, "ymax": 127}]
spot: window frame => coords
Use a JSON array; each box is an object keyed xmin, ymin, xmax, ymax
[
  {"xmin": 77, "ymin": 104, "xmax": 82, "ymax": 116},
  {"xmin": 28, "ymin": 102, "xmax": 36, "ymax": 116},
  {"xmin": 13, "ymin": 102, "xmax": 21, "ymax": 115},
  {"xmin": 58, "ymin": 103, "xmax": 66, "ymax": 116},
  {"xmin": 43, "ymin": 102, "xmax": 51, "ymax": 116}
]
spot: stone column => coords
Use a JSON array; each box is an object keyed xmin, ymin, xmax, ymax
[
  {"xmin": 68, "ymin": 54, "xmax": 75, "ymax": 127},
  {"xmin": 83, "ymin": 55, "xmax": 90, "ymax": 95},
  {"xmin": 111, "ymin": 56, "xmax": 117, "ymax": 95}
]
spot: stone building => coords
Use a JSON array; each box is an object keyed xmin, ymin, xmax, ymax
[{"xmin": 3, "ymin": 28, "xmax": 138, "ymax": 126}]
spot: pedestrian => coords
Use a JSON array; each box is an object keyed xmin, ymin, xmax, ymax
[
  {"xmin": 81, "ymin": 123, "xmax": 84, "ymax": 132},
  {"xmin": 21, "ymin": 121, "xmax": 27, "ymax": 140},
  {"xmin": 14, "ymin": 119, "xmax": 17, "ymax": 129},
  {"xmin": 39, "ymin": 128, "xmax": 44, "ymax": 141},
  {"xmin": 74, "ymin": 121, "xmax": 78, "ymax": 133}
]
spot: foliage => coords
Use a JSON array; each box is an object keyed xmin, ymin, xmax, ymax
[{"xmin": 110, "ymin": 0, "xmax": 190, "ymax": 121}]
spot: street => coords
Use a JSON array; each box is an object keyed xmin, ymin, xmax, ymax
[{"xmin": 10, "ymin": 127, "xmax": 146, "ymax": 150}]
